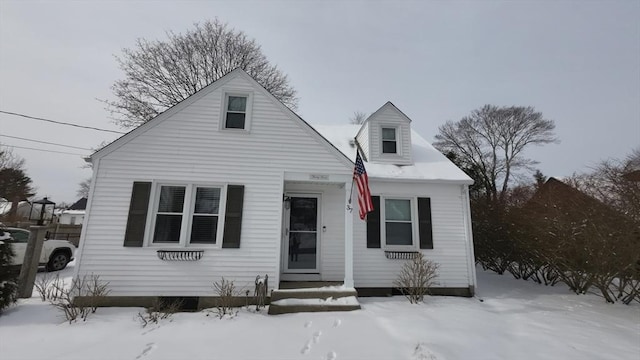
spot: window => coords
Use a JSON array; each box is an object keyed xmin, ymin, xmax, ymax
[
  {"xmin": 70, "ymin": 216, "xmax": 76, "ymax": 225},
  {"xmin": 190, "ymin": 187, "xmax": 221, "ymax": 244},
  {"xmin": 383, "ymin": 198, "xmax": 413, "ymax": 247},
  {"xmin": 151, "ymin": 184, "xmax": 222, "ymax": 246},
  {"xmin": 381, "ymin": 127, "xmax": 397, "ymax": 154},
  {"xmin": 224, "ymin": 95, "xmax": 247, "ymax": 129}
]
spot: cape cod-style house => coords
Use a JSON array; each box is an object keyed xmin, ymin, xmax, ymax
[{"xmin": 74, "ymin": 69, "xmax": 476, "ymax": 309}]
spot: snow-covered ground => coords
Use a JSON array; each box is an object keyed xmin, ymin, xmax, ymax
[{"xmin": 1, "ymin": 263, "xmax": 638, "ymax": 360}]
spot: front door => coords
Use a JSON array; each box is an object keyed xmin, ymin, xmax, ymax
[{"xmin": 283, "ymin": 194, "xmax": 320, "ymax": 273}]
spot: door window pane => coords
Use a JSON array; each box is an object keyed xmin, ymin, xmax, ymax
[
  {"xmin": 288, "ymin": 232, "xmax": 317, "ymax": 269},
  {"xmin": 290, "ymin": 198, "xmax": 317, "ymax": 231}
]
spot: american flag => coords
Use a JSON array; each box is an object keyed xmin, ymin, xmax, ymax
[{"xmin": 353, "ymin": 151, "xmax": 374, "ymax": 220}]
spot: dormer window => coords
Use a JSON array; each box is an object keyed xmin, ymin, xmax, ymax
[
  {"xmin": 381, "ymin": 127, "xmax": 397, "ymax": 154},
  {"xmin": 225, "ymin": 95, "xmax": 247, "ymax": 129}
]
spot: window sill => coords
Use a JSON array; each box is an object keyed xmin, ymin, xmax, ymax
[
  {"xmin": 157, "ymin": 249, "xmax": 204, "ymax": 261},
  {"xmin": 384, "ymin": 250, "xmax": 419, "ymax": 260}
]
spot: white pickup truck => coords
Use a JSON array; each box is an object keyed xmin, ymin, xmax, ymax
[{"xmin": 1, "ymin": 227, "xmax": 75, "ymax": 271}]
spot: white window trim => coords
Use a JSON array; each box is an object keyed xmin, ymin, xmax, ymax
[
  {"xmin": 220, "ymin": 90, "xmax": 254, "ymax": 132},
  {"xmin": 380, "ymin": 196, "xmax": 418, "ymax": 251},
  {"xmin": 144, "ymin": 182, "xmax": 228, "ymax": 248},
  {"xmin": 380, "ymin": 125, "xmax": 401, "ymax": 157}
]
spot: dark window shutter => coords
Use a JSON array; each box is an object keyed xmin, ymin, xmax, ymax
[
  {"xmin": 123, "ymin": 182, "xmax": 152, "ymax": 247},
  {"xmin": 418, "ymin": 197, "xmax": 433, "ymax": 249},
  {"xmin": 222, "ymin": 185, "xmax": 244, "ymax": 248},
  {"xmin": 366, "ymin": 196, "xmax": 381, "ymax": 248}
]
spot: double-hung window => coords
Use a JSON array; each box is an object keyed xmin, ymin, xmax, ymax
[
  {"xmin": 224, "ymin": 95, "xmax": 248, "ymax": 129},
  {"xmin": 381, "ymin": 127, "xmax": 398, "ymax": 154},
  {"xmin": 151, "ymin": 184, "xmax": 222, "ymax": 246},
  {"xmin": 383, "ymin": 198, "xmax": 414, "ymax": 247}
]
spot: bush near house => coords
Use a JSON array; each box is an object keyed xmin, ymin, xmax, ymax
[
  {"xmin": 0, "ymin": 229, "xmax": 18, "ymax": 312},
  {"xmin": 474, "ymin": 178, "xmax": 640, "ymax": 305}
]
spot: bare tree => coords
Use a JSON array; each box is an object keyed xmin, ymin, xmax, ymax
[
  {"xmin": 107, "ymin": 19, "xmax": 298, "ymax": 129},
  {"xmin": 77, "ymin": 178, "xmax": 91, "ymax": 198},
  {"xmin": 349, "ymin": 111, "xmax": 368, "ymax": 125},
  {"xmin": 0, "ymin": 144, "xmax": 25, "ymax": 171},
  {"xmin": 568, "ymin": 148, "xmax": 640, "ymax": 222},
  {"xmin": 434, "ymin": 105, "xmax": 558, "ymax": 203}
]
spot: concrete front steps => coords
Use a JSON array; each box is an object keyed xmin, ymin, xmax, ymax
[{"xmin": 268, "ymin": 282, "xmax": 361, "ymax": 315}]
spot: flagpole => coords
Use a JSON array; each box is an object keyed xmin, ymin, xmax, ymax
[{"xmin": 347, "ymin": 138, "xmax": 360, "ymax": 211}]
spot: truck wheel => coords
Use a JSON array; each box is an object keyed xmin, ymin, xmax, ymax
[{"xmin": 47, "ymin": 251, "xmax": 70, "ymax": 272}]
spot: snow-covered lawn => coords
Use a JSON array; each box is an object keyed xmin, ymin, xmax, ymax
[{"xmin": 1, "ymin": 263, "xmax": 638, "ymax": 360}]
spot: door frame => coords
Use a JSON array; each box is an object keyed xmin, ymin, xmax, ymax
[{"xmin": 281, "ymin": 192, "xmax": 322, "ymax": 274}]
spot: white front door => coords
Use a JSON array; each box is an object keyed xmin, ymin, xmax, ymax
[{"xmin": 283, "ymin": 194, "xmax": 320, "ymax": 273}]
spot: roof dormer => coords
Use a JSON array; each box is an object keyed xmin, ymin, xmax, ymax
[{"xmin": 355, "ymin": 102, "xmax": 413, "ymax": 165}]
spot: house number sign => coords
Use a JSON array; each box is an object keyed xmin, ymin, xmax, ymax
[{"xmin": 309, "ymin": 174, "xmax": 330, "ymax": 181}]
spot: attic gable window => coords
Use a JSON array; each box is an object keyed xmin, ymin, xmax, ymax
[
  {"xmin": 381, "ymin": 127, "xmax": 397, "ymax": 154},
  {"xmin": 221, "ymin": 91, "xmax": 253, "ymax": 131},
  {"xmin": 225, "ymin": 95, "xmax": 247, "ymax": 129}
]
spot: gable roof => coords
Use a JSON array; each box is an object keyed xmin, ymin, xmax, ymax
[
  {"xmin": 528, "ymin": 177, "xmax": 619, "ymax": 215},
  {"xmin": 69, "ymin": 197, "xmax": 87, "ymax": 210},
  {"xmin": 524, "ymin": 177, "xmax": 635, "ymax": 224},
  {"xmin": 313, "ymin": 124, "xmax": 473, "ymax": 183},
  {"xmin": 355, "ymin": 101, "xmax": 412, "ymax": 141},
  {"xmin": 90, "ymin": 69, "xmax": 354, "ymax": 169}
]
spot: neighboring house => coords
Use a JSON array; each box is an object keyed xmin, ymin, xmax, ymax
[
  {"xmin": 525, "ymin": 177, "xmax": 635, "ymax": 226},
  {"xmin": 58, "ymin": 198, "xmax": 87, "ymax": 225},
  {"xmin": 75, "ymin": 69, "xmax": 475, "ymax": 307},
  {"xmin": 58, "ymin": 210, "xmax": 85, "ymax": 225}
]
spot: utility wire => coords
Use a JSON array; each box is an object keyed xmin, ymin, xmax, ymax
[
  {"xmin": 0, "ymin": 134, "xmax": 93, "ymax": 151},
  {"xmin": 0, "ymin": 144, "xmax": 87, "ymax": 156},
  {"xmin": 0, "ymin": 110, "xmax": 126, "ymax": 134}
]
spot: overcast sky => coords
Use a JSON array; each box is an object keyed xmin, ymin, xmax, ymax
[{"xmin": 1, "ymin": 0, "xmax": 638, "ymax": 204}]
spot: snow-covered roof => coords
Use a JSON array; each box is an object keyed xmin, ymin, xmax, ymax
[
  {"xmin": 61, "ymin": 210, "xmax": 85, "ymax": 216},
  {"xmin": 312, "ymin": 124, "xmax": 473, "ymax": 183}
]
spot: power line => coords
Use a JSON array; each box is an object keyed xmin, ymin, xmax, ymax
[
  {"xmin": 0, "ymin": 110, "xmax": 126, "ymax": 134},
  {"xmin": 0, "ymin": 144, "xmax": 87, "ymax": 156},
  {"xmin": 0, "ymin": 134, "xmax": 93, "ymax": 151}
]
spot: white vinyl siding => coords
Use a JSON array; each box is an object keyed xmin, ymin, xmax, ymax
[
  {"xmin": 354, "ymin": 181, "xmax": 474, "ymax": 288},
  {"xmin": 76, "ymin": 73, "xmax": 351, "ymax": 296}
]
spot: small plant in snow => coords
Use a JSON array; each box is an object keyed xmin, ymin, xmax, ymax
[
  {"xmin": 394, "ymin": 252, "xmax": 439, "ymax": 304},
  {"xmin": 212, "ymin": 277, "xmax": 238, "ymax": 319},
  {"xmin": 138, "ymin": 298, "xmax": 182, "ymax": 327},
  {"xmin": 34, "ymin": 273, "xmax": 63, "ymax": 302},
  {"xmin": 49, "ymin": 274, "xmax": 110, "ymax": 323}
]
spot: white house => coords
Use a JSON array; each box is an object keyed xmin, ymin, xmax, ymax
[{"xmin": 75, "ymin": 69, "xmax": 475, "ymax": 307}]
